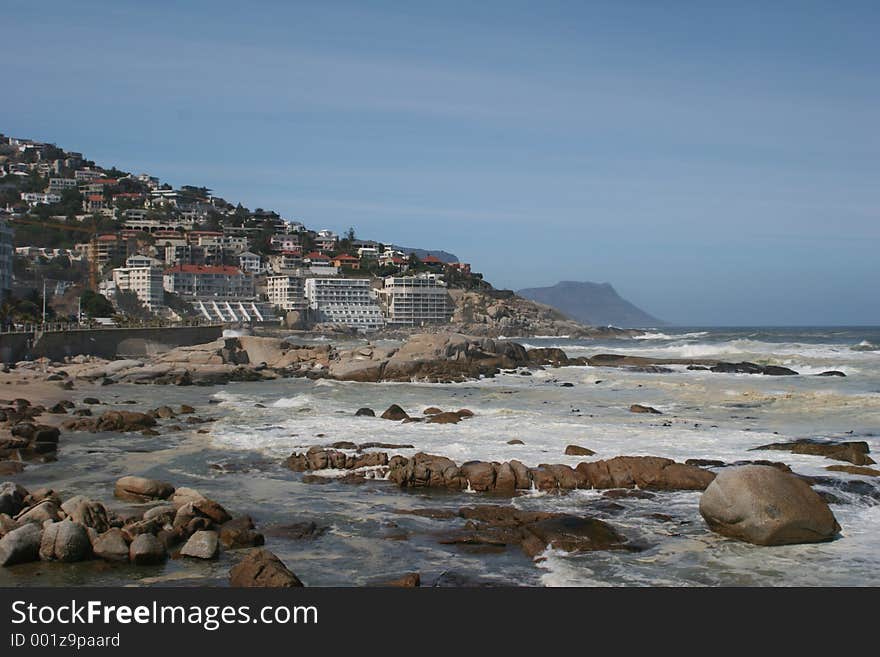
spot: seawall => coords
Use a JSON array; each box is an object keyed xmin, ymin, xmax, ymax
[{"xmin": 0, "ymin": 325, "xmax": 224, "ymax": 363}]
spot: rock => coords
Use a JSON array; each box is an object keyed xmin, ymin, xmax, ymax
[
  {"xmin": 92, "ymin": 528, "xmax": 130, "ymax": 562},
  {"xmin": 423, "ymin": 407, "xmax": 443, "ymax": 415},
  {"xmin": 229, "ymin": 548, "xmax": 303, "ymax": 587},
  {"xmin": 686, "ymin": 459, "xmax": 726, "ymax": 467},
  {"xmin": 825, "ymin": 465, "xmax": 880, "ymax": 477},
  {"xmin": 456, "ymin": 409, "xmax": 475, "ymax": 418},
  {"xmin": 114, "ymin": 476, "xmax": 175, "ymax": 502},
  {"xmin": 630, "ymin": 404, "xmax": 662, "ymax": 414},
  {"xmin": 387, "ymin": 453, "xmax": 466, "ymax": 490},
  {"xmin": 15, "ymin": 499, "xmax": 61, "ymax": 524},
  {"xmin": 152, "ymin": 405, "xmax": 176, "ymax": 419},
  {"xmin": 0, "ymin": 513, "xmax": 20, "ymax": 537},
  {"xmin": 192, "ymin": 498, "xmax": 231, "ymax": 524},
  {"xmin": 381, "ymin": 573, "xmax": 420, "ymax": 587},
  {"xmin": 521, "ymin": 515, "xmax": 629, "ymax": 558},
  {"xmin": 170, "ymin": 487, "xmax": 206, "ymax": 508},
  {"xmin": 565, "ymin": 444, "xmax": 595, "ymax": 456},
  {"xmin": 817, "ymin": 371, "xmax": 846, "ymax": 377},
  {"xmin": 48, "ymin": 402, "xmax": 68, "ymax": 414},
  {"xmin": 576, "ymin": 456, "xmax": 716, "ymax": 491},
  {"xmin": 426, "ymin": 412, "xmax": 462, "ymax": 424},
  {"xmin": 142, "ymin": 504, "xmax": 177, "ymax": 524},
  {"xmin": 0, "ymin": 462, "xmax": 25, "ymax": 475},
  {"xmin": 507, "ymin": 439, "xmax": 525, "ymax": 445},
  {"xmin": 60, "ymin": 496, "xmax": 111, "ymax": 533},
  {"xmin": 97, "ymin": 411, "xmax": 157, "ymax": 432},
  {"xmin": 699, "ymin": 465, "xmax": 840, "ymax": 545},
  {"xmin": 0, "ymin": 523, "xmax": 42, "ymax": 566},
  {"xmin": 220, "ymin": 516, "xmax": 265, "ymax": 549},
  {"xmin": 264, "ymin": 521, "xmax": 327, "ymax": 541},
  {"xmin": 40, "ymin": 520, "xmax": 92, "ymax": 562},
  {"xmin": 179, "ymin": 530, "xmax": 220, "ymax": 559},
  {"xmin": 380, "ymin": 404, "xmax": 409, "ymax": 421},
  {"xmin": 0, "ymin": 482, "xmax": 27, "ymax": 516},
  {"xmin": 82, "ymin": 397, "xmax": 101, "ymax": 405},
  {"xmin": 129, "ymin": 533, "xmax": 167, "ymax": 565},
  {"xmin": 355, "ymin": 407, "xmax": 375, "ymax": 417},
  {"xmin": 752, "ymin": 439, "xmax": 874, "ymax": 466},
  {"xmin": 180, "ymin": 404, "xmax": 195, "ymax": 414},
  {"xmin": 761, "ymin": 365, "xmax": 799, "ymax": 376}
]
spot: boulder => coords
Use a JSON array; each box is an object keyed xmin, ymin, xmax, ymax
[
  {"xmin": 699, "ymin": 465, "xmax": 841, "ymax": 546},
  {"xmin": 0, "ymin": 482, "xmax": 27, "ymax": 516},
  {"xmin": 630, "ymin": 404, "xmax": 662, "ymax": 414},
  {"xmin": 387, "ymin": 453, "xmax": 466, "ymax": 490},
  {"xmin": 96, "ymin": 411, "xmax": 157, "ymax": 433},
  {"xmin": 114, "ymin": 476, "xmax": 175, "ymax": 502},
  {"xmin": 355, "ymin": 407, "xmax": 375, "ymax": 417},
  {"xmin": 0, "ymin": 523, "xmax": 42, "ymax": 566},
  {"xmin": 423, "ymin": 407, "xmax": 443, "ymax": 415},
  {"xmin": 15, "ymin": 499, "xmax": 61, "ymax": 524},
  {"xmin": 229, "ymin": 548, "xmax": 303, "ymax": 587},
  {"xmin": 751, "ymin": 439, "xmax": 874, "ymax": 466},
  {"xmin": 456, "ymin": 409, "xmax": 475, "ymax": 418},
  {"xmin": 92, "ymin": 528, "xmax": 130, "ymax": 562},
  {"xmin": 381, "ymin": 573, "xmax": 420, "ymax": 587},
  {"xmin": 192, "ymin": 498, "xmax": 231, "ymax": 524},
  {"xmin": 219, "ymin": 516, "xmax": 265, "ymax": 549},
  {"xmin": 520, "ymin": 515, "xmax": 628, "ymax": 558},
  {"xmin": 825, "ymin": 465, "xmax": 880, "ymax": 477},
  {"xmin": 170, "ymin": 487, "xmax": 206, "ymax": 508},
  {"xmin": 39, "ymin": 520, "xmax": 92, "ymax": 562},
  {"xmin": 179, "ymin": 530, "xmax": 220, "ymax": 559},
  {"xmin": 576, "ymin": 456, "xmax": 715, "ymax": 491},
  {"xmin": 565, "ymin": 444, "xmax": 595, "ymax": 456},
  {"xmin": 426, "ymin": 412, "xmax": 462, "ymax": 424},
  {"xmin": 380, "ymin": 404, "xmax": 409, "ymax": 421},
  {"xmin": 60, "ymin": 496, "xmax": 111, "ymax": 533},
  {"xmin": 129, "ymin": 533, "xmax": 167, "ymax": 565}
]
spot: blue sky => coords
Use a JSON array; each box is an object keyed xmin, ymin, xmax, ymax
[{"xmin": 2, "ymin": 0, "xmax": 878, "ymax": 325}]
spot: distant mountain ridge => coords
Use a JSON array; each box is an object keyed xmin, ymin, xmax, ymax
[
  {"xmin": 389, "ymin": 245, "xmax": 458, "ymax": 263},
  {"xmin": 516, "ymin": 281, "xmax": 664, "ymax": 328}
]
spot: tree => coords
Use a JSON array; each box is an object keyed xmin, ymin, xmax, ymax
[{"xmin": 80, "ymin": 290, "xmax": 115, "ymax": 317}]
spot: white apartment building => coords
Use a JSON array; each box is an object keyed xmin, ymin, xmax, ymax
[
  {"xmin": 163, "ymin": 264, "xmax": 254, "ymax": 300},
  {"xmin": 48, "ymin": 178, "xmax": 78, "ymax": 192},
  {"xmin": 20, "ymin": 192, "xmax": 62, "ymax": 206},
  {"xmin": 266, "ymin": 275, "xmax": 306, "ymax": 312},
  {"xmin": 112, "ymin": 265, "xmax": 165, "ymax": 311},
  {"xmin": 357, "ymin": 246, "xmax": 380, "ymax": 260},
  {"xmin": 315, "ymin": 229, "xmax": 338, "ymax": 252},
  {"xmin": 304, "ymin": 278, "xmax": 385, "ymax": 330},
  {"xmin": 74, "ymin": 169, "xmax": 104, "ymax": 182},
  {"xmin": 378, "ymin": 274, "xmax": 454, "ymax": 326},
  {"xmin": 239, "ymin": 251, "xmax": 264, "ymax": 275}
]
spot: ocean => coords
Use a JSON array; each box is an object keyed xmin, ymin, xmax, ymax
[{"xmin": 3, "ymin": 326, "xmax": 879, "ymax": 586}]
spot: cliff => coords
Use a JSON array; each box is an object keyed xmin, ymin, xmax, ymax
[{"xmin": 517, "ymin": 281, "xmax": 664, "ymax": 328}]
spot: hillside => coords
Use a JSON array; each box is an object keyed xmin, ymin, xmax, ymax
[{"xmin": 517, "ymin": 281, "xmax": 664, "ymax": 328}]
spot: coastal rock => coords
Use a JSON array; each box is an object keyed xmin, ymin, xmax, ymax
[
  {"xmin": 423, "ymin": 407, "xmax": 443, "ymax": 415},
  {"xmin": 114, "ymin": 476, "xmax": 175, "ymax": 502},
  {"xmin": 0, "ymin": 523, "xmax": 42, "ymax": 566},
  {"xmin": 630, "ymin": 404, "xmax": 662, "ymax": 414},
  {"xmin": 752, "ymin": 439, "xmax": 874, "ymax": 466},
  {"xmin": 60, "ymin": 496, "xmax": 111, "ymax": 533},
  {"xmin": 825, "ymin": 465, "xmax": 880, "ymax": 477},
  {"xmin": 817, "ymin": 371, "xmax": 846, "ymax": 377},
  {"xmin": 426, "ymin": 411, "xmax": 462, "ymax": 424},
  {"xmin": 0, "ymin": 482, "xmax": 27, "ymax": 516},
  {"xmin": 575, "ymin": 456, "xmax": 715, "ymax": 491},
  {"xmin": 220, "ymin": 516, "xmax": 265, "ymax": 549},
  {"xmin": 355, "ymin": 407, "xmax": 375, "ymax": 417},
  {"xmin": 380, "ymin": 573, "xmax": 420, "ymax": 587},
  {"xmin": 229, "ymin": 548, "xmax": 303, "ymax": 587},
  {"xmin": 521, "ymin": 515, "xmax": 629, "ymax": 558},
  {"xmin": 192, "ymin": 498, "xmax": 231, "ymax": 524},
  {"xmin": 129, "ymin": 534, "xmax": 167, "ymax": 565},
  {"xmin": 170, "ymin": 487, "xmax": 206, "ymax": 508},
  {"xmin": 565, "ymin": 444, "xmax": 595, "ymax": 456},
  {"xmin": 387, "ymin": 453, "xmax": 466, "ymax": 490},
  {"xmin": 380, "ymin": 404, "xmax": 409, "ymax": 421},
  {"xmin": 92, "ymin": 528, "xmax": 130, "ymax": 562},
  {"xmin": 40, "ymin": 520, "xmax": 92, "ymax": 562},
  {"xmin": 699, "ymin": 465, "xmax": 840, "ymax": 545},
  {"xmin": 15, "ymin": 499, "xmax": 62, "ymax": 524},
  {"xmin": 179, "ymin": 530, "xmax": 220, "ymax": 559}
]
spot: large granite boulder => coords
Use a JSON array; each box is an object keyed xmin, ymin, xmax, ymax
[
  {"xmin": 0, "ymin": 523, "xmax": 42, "ymax": 566},
  {"xmin": 229, "ymin": 548, "xmax": 303, "ymax": 587},
  {"xmin": 114, "ymin": 476, "xmax": 175, "ymax": 503},
  {"xmin": 699, "ymin": 465, "xmax": 841, "ymax": 545},
  {"xmin": 39, "ymin": 520, "xmax": 92, "ymax": 562}
]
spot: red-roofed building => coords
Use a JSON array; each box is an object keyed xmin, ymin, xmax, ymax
[
  {"xmin": 83, "ymin": 194, "xmax": 106, "ymax": 212},
  {"xmin": 332, "ymin": 253, "xmax": 360, "ymax": 270},
  {"xmin": 448, "ymin": 262, "xmax": 471, "ymax": 274},
  {"xmin": 421, "ymin": 255, "xmax": 443, "ymax": 266},
  {"xmin": 163, "ymin": 263, "xmax": 254, "ymax": 300},
  {"xmin": 304, "ymin": 251, "xmax": 331, "ymax": 265}
]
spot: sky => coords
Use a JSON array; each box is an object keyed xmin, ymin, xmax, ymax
[{"xmin": 2, "ymin": 0, "xmax": 878, "ymax": 325}]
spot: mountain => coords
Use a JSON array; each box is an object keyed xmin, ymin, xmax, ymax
[
  {"xmin": 516, "ymin": 281, "xmax": 664, "ymax": 328},
  {"xmin": 389, "ymin": 245, "xmax": 458, "ymax": 263}
]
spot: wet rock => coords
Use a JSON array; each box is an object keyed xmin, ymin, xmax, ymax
[
  {"xmin": 825, "ymin": 465, "xmax": 880, "ymax": 477},
  {"xmin": 170, "ymin": 487, "xmax": 206, "ymax": 508},
  {"xmin": 355, "ymin": 407, "xmax": 375, "ymax": 417},
  {"xmin": 142, "ymin": 504, "xmax": 177, "ymax": 524},
  {"xmin": 121, "ymin": 518, "xmax": 162, "ymax": 542},
  {"xmin": 219, "ymin": 516, "xmax": 265, "ymax": 549},
  {"xmin": 179, "ymin": 530, "xmax": 219, "ymax": 559},
  {"xmin": 0, "ymin": 462, "xmax": 25, "ymax": 476},
  {"xmin": 521, "ymin": 515, "xmax": 630, "ymax": 558},
  {"xmin": 817, "ymin": 371, "xmax": 846, "ymax": 377},
  {"xmin": 576, "ymin": 456, "xmax": 716, "ymax": 491},
  {"xmin": 699, "ymin": 465, "xmax": 840, "ymax": 546},
  {"xmin": 0, "ymin": 514, "xmax": 20, "ymax": 537},
  {"xmin": 40, "ymin": 520, "xmax": 92, "ymax": 562},
  {"xmin": 457, "ymin": 409, "xmax": 475, "ymax": 418},
  {"xmin": 82, "ymin": 397, "xmax": 101, "ymax": 405},
  {"xmin": 15, "ymin": 499, "xmax": 62, "ymax": 524},
  {"xmin": 92, "ymin": 528, "xmax": 130, "ymax": 562},
  {"xmin": 686, "ymin": 459, "xmax": 725, "ymax": 468},
  {"xmin": 752, "ymin": 439, "xmax": 874, "ymax": 466},
  {"xmin": 380, "ymin": 404, "xmax": 409, "ymax": 421},
  {"xmin": 379, "ymin": 572, "xmax": 420, "ymax": 587},
  {"xmin": 114, "ymin": 476, "xmax": 175, "ymax": 502},
  {"xmin": 602, "ymin": 488, "xmax": 656, "ymax": 500},
  {"xmin": 60, "ymin": 496, "xmax": 111, "ymax": 533},
  {"xmin": 423, "ymin": 407, "xmax": 443, "ymax": 415},
  {"xmin": 565, "ymin": 444, "xmax": 595, "ymax": 456},
  {"xmin": 0, "ymin": 523, "xmax": 42, "ymax": 566},
  {"xmin": 129, "ymin": 533, "xmax": 166, "ymax": 565},
  {"xmin": 263, "ymin": 521, "xmax": 327, "ymax": 541},
  {"xmin": 192, "ymin": 498, "xmax": 231, "ymax": 524},
  {"xmin": 48, "ymin": 402, "xmax": 68, "ymax": 414},
  {"xmin": 507, "ymin": 439, "xmax": 525, "ymax": 445},
  {"xmin": 761, "ymin": 365, "xmax": 799, "ymax": 376},
  {"xmin": 180, "ymin": 404, "xmax": 195, "ymax": 414},
  {"xmin": 630, "ymin": 404, "xmax": 662, "ymax": 414},
  {"xmin": 388, "ymin": 453, "xmax": 466, "ymax": 490},
  {"xmin": 426, "ymin": 412, "xmax": 462, "ymax": 424},
  {"xmin": 229, "ymin": 548, "xmax": 303, "ymax": 587},
  {"xmin": 330, "ymin": 441, "xmax": 358, "ymax": 450},
  {"xmin": 0, "ymin": 482, "xmax": 27, "ymax": 516}
]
